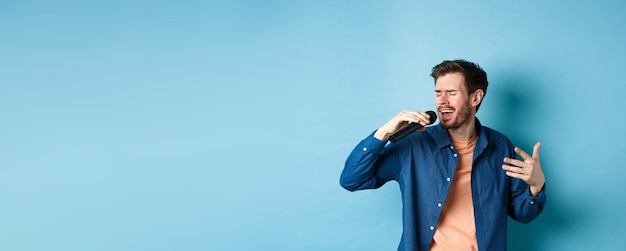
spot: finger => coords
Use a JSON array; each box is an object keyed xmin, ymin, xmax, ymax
[
  {"xmin": 505, "ymin": 170, "xmax": 526, "ymax": 180},
  {"xmin": 412, "ymin": 111, "xmax": 430, "ymax": 125},
  {"xmin": 514, "ymin": 147, "xmax": 532, "ymax": 161},
  {"xmin": 502, "ymin": 164, "xmax": 526, "ymax": 174},
  {"xmin": 397, "ymin": 111, "xmax": 419, "ymax": 124},
  {"xmin": 503, "ymin": 157, "xmax": 525, "ymax": 167},
  {"xmin": 402, "ymin": 110, "xmax": 429, "ymax": 125},
  {"xmin": 418, "ymin": 111, "xmax": 431, "ymax": 122},
  {"xmin": 532, "ymin": 142, "xmax": 542, "ymax": 159}
]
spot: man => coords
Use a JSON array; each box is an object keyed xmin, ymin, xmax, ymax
[{"xmin": 339, "ymin": 59, "xmax": 546, "ymax": 251}]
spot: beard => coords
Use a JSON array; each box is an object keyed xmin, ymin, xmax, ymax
[{"xmin": 440, "ymin": 101, "xmax": 472, "ymax": 129}]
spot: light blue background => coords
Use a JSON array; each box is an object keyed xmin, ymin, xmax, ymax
[{"xmin": 2, "ymin": 0, "xmax": 625, "ymax": 250}]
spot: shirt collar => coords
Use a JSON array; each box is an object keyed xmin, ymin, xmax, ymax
[{"xmin": 429, "ymin": 118, "xmax": 488, "ymax": 151}]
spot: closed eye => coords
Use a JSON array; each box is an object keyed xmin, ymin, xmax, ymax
[{"xmin": 435, "ymin": 90, "xmax": 458, "ymax": 97}]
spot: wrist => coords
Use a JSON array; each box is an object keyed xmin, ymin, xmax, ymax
[
  {"xmin": 529, "ymin": 182, "xmax": 545, "ymax": 197},
  {"xmin": 373, "ymin": 129, "xmax": 390, "ymax": 141}
]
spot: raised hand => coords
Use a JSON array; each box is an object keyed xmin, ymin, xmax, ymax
[
  {"xmin": 502, "ymin": 142, "xmax": 545, "ymax": 197},
  {"xmin": 374, "ymin": 110, "xmax": 432, "ymax": 141}
]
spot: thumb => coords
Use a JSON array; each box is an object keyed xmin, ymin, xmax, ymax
[{"xmin": 532, "ymin": 141, "xmax": 542, "ymax": 159}]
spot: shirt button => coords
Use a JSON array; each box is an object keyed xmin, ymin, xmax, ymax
[
  {"xmin": 437, "ymin": 203, "xmax": 442, "ymax": 207},
  {"xmin": 362, "ymin": 147, "xmax": 367, "ymax": 151},
  {"xmin": 453, "ymin": 153, "xmax": 458, "ymax": 157},
  {"xmin": 530, "ymin": 201, "xmax": 535, "ymax": 205},
  {"xmin": 446, "ymin": 177, "xmax": 451, "ymax": 182},
  {"xmin": 450, "ymin": 146, "xmax": 454, "ymax": 149},
  {"xmin": 429, "ymin": 226, "xmax": 435, "ymax": 231}
]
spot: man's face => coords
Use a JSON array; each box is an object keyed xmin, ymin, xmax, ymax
[{"xmin": 434, "ymin": 72, "xmax": 474, "ymax": 129}]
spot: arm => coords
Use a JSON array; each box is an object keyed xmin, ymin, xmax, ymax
[
  {"xmin": 340, "ymin": 110, "xmax": 432, "ymax": 191},
  {"xmin": 503, "ymin": 142, "xmax": 547, "ymax": 223},
  {"xmin": 339, "ymin": 132, "xmax": 398, "ymax": 191}
]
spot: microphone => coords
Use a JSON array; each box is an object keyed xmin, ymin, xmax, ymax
[{"xmin": 388, "ymin": 111, "xmax": 437, "ymax": 143}]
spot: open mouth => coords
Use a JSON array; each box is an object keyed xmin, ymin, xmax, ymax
[{"xmin": 439, "ymin": 108, "xmax": 454, "ymax": 119}]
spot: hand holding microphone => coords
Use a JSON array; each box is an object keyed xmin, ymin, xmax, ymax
[{"xmin": 374, "ymin": 110, "xmax": 437, "ymax": 143}]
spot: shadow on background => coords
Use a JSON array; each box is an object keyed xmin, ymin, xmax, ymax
[{"xmin": 487, "ymin": 70, "xmax": 588, "ymax": 251}]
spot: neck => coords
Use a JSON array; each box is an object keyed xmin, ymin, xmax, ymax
[{"xmin": 448, "ymin": 116, "xmax": 477, "ymax": 141}]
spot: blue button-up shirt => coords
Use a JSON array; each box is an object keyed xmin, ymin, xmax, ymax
[{"xmin": 340, "ymin": 119, "xmax": 546, "ymax": 251}]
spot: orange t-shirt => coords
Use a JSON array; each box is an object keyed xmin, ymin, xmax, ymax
[{"xmin": 430, "ymin": 134, "xmax": 479, "ymax": 251}]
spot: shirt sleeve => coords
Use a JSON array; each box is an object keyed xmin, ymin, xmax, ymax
[
  {"xmin": 339, "ymin": 131, "xmax": 402, "ymax": 191},
  {"xmin": 506, "ymin": 142, "xmax": 547, "ymax": 223}
]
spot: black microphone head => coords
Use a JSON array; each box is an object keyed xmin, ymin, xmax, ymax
[{"xmin": 426, "ymin": 110, "xmax": 437, "ymax": 124}]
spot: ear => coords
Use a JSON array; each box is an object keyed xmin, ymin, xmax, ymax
[{"xmin": 471, "ymin": 89, "xmax": 484, "ymax": 107}]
